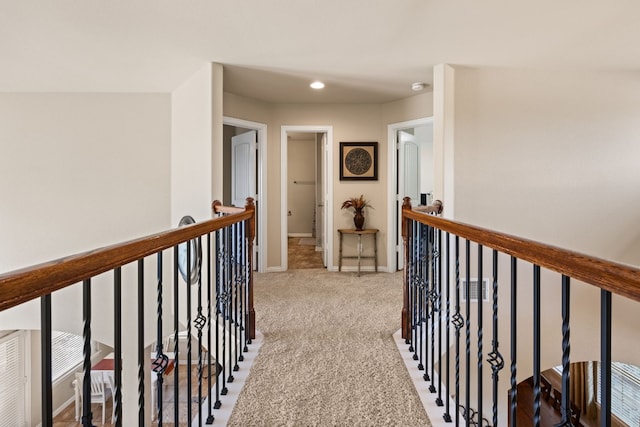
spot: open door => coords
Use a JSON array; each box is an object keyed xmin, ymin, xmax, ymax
[
  {"xmin": 319, "ymin": 133, "xmax": 327, "ymax": 266},
  {"xmin": 231, "ymin": 130, "xmax": 257, "ymax": 207},
  {"xmin": 396, "ymin": 130, "xmax": 421, "ymax": 269}
]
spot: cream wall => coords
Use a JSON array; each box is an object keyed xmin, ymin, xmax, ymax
[
  {"xmin": 445, "ymin": 65, "xmax": 640, "ymax": 421},
  {"xmin": 171, "ymin": 62, "xmax": 213, "ymax": 224},
  {"xmin": 0, "ymin": 92, "xmax": 172, "ymax": 425},
  {"xmin": 287, "ymin": 135, "xmax": 316, "ymax": 235},
  {"xmin": 224, "ymin": 92, "xmax": 433, "ymax": 270}
]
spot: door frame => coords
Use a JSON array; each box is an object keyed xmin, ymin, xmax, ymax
[
  {"xmin": 224, "ymin": 116, "xmax": 267, "ymax": 273},
  {"xmin": 387, "ymin": 117, "xmax": 433, "ymax": 272},
  {"xmin": 281, "ymin": 125, "xmax": 334, "ymax": 271}
]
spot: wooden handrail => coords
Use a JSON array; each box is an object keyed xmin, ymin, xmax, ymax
[
  {"xmin": 0, "ymin": 199, "xmax": 256, "ymax": 313},
  {"xmin": 402, "ymin": 198, "xmax": 640, "ymax": 303}
]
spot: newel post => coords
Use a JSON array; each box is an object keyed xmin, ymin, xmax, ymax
[
  {"xmin": 244, "ymin": 197, "xmax": 256, "ymax": 340},
  {"xmin": 401, "ymin": 197, "xmax": 413, "ymax": 340}
]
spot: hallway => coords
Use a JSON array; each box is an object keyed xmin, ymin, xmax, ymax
[{"xmin": 287, "ymin": 237, "xmax": 324, "ymax": 269}]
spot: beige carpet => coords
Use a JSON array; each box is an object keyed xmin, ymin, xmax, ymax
[{"xmin": 227, "ymin": 269, "xmax": 431, "ymax": 426}]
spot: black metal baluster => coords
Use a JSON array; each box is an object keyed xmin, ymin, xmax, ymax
[
  {"xmin": 195, "ymin": 237, "xmax": 205, "ymax": 427},
  {"xmin": 82, "ymin": 279, "xmax": 93, "ymax": 427},
  {"xmin": 173, "ymin": 247, "xmax": 180, "ymax": 423},
  {"xmin": 240, "ymin": 220, "xmax": 247, "ymax": 357},
  {"xmin": 41, "ymin": 294, "xmax": 52, "ymax": 427},
  {"xmin": 154, "ymin": 253, "xmax": 165, "ymax": 426},
  {"xmin": 412, "ymin": 222, "xmax": 423, "ymax": 369},
  {"xmin": 452, "ymin": 236, "xmax": 462, "ymax": 426},
  {"xmin": 408, "ymin": 219, "xmax": 415, "ymax": 353},
  {"xmin": 510, "ymin": 257, "xmax": 517, "ymax": 427},
  {"xmin": 186, "ymin": 244, "xmax": 193, "ymax": 422},
  {"xmin": 488, "ymin": 250, "xmax": 504, "ymax": 427},
  {"xmin": 477, "ymin": 244, "xmax": 483, "ymax": 425},
  {"xmin": 533, "ymin": 265, "xmax": 541, "ymax": 427},
  {"xmin": 214, "ymin": 228, "xmax": 223, "ymax": 408},
  {"xmin": 228, "ymin": 223, "xmax": 235, "ymax": 384},
  {"xmin": 114, "ymin": 267, "xmax": 123, "ymax": 427},
  {"xmin": 206, "ymin": 233, "xmax": 215, "ymax": 424},
  {"xmin": 429, "ymin": 226, "xmax": 437, "ymax": 392},
  {"xmin": 436, "ymin": 228, "xmax": 444, "ymax": 406},
  {"xmin": 558, "ymin": 275, "xmax": 571, "ymax": 426},
  {"xmin": 465, "ymin": 239, "xmax": 471, "ymax": 425},
  {"xmin": 138, "ymin": 259, "xmax": 145, "ymax": 426},
  {"xmin": 233, "ymin": 223, "xmax": 240, "ymax": 373},
  {"xmin": 600, "ymin": 290, "xmax": 612, "ymax": 427},
  {"xmin": 220, "ymin": 226, "xmax": 230, "ymax": 395},
  {"xmin": 443, "ymin": 232, "xmax": 452, "ymax": 422},
  {"xmin": 420, "ymin": 224, "xmax": 427, "ymax": 370}
]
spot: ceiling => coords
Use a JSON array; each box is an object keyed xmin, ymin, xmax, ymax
[{"xmin": 1, "ymin": 1, "xmax": 639, "ymax": 104}]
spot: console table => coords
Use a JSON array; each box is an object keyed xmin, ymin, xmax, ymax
[{"xmin": 337, "ymin": 228, "xmax": 378, "ymax": 277}]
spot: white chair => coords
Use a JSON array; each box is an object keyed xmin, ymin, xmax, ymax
[
  {"xmin": 105, "ymin": 371, "xmax": 116, "ymax": 424},
  {"xmin": 74, "ymin": 371, "xmax": 109, "ymax": 424}
]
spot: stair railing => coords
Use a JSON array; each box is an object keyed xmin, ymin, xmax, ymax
[
  {"xmin": 401, "ymin": 197, "xmax": 640, "ymax": 426},
  {"xmin": 0, "ymin": 198, "xmax": 256, "ymax": 427}
]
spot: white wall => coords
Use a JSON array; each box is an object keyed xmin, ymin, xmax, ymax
[
  {"xmin": 287, "ymin": 135, "xmax": 316, "ymax": 235},
  {"xmin": 171, "ymin": 63, "xmax": 214, "ymax": 224},
  {"xmin": 0, "ymin": 92, "xmax": 171, "ymax": 425},
  {"xmin": 224, "ymin": 93, "xmax": 433, "ymax": 270},
  {"xmin": 443, "ymin": 65, "xmax": 640, "ymax": 421}
]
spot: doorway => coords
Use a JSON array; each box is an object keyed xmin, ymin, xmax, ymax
[
  {"xmin": 223, "ymin": 117, "xmax": 267, "ymax": 272},
  {"xmin": 387, "ymin": 118, "xmax": 434, "ymax": 271},
  {"xmin": 281, "ymin": 126, "xmax": 333, "ymax": 271}
]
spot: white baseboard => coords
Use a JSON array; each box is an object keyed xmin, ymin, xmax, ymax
[
  {"xmin": 266, "ymin": 266, "xmax": 286, "ymax": 272},
  {"xmin": 287, "ymin": 233, "xmax": 313, "ymax": 237},
  {"xmin": 394, "ymin": 329, "xmax": 458, "ymax": 427},
  {"xmin": 194, "ymin": 330, "xmax": 263, "ymax": 426}
]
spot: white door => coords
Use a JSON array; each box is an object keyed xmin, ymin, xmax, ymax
[
  {"xmin": 319, "ymin": 133, "xmax": 327, "ymax": 266},
  {"xmin": 232, "ymin": 130, "xmax": 258, "ymax": 266},
  {"xmin": 0, "ymin": 331, "xmax": 28, "ymax": 426},
  {"xmin": 396, "ymin": 130, "xmax": 421, "ymax": 269},
  {"xmin": 231, "ymin": 131, "xmax": 257, "ymax": 207}
]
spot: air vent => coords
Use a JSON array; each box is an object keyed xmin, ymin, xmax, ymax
[{"xmin": 461, "ymin": 278, "xmax": 489, "ymax": 302}]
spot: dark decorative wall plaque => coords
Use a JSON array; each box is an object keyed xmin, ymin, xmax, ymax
[{"xmin": 339, "ymin": 142, "xmax": 378, "ymax": 180}]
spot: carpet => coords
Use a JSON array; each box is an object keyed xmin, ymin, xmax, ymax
[{"xmin": 227, "ymin": 269, "xmax": 431, "ymax": 426}]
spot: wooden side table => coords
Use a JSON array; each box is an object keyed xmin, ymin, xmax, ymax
[{"xmin": 338, "ymin": 228, "xmax": 378, "ymax": 277}]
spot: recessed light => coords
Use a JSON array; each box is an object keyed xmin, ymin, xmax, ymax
[
  {"xmin": 310, "ymin": 81, "xmax": 325, "ymax": 89},
  {"xmin": 411, "ymin": 82, "xmax": 427, "ymax": 91}
]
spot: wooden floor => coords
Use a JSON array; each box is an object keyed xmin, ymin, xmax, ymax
[
  {"xmin": 288, "ymin": 237, "xmax": 324, "ymax": 269},
  {"xmin": 53, "ymin": 364, "xmax": 217, "ymax": 426}
]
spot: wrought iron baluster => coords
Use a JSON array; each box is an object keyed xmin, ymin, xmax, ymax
[
  {"xmin": 195, "ymin": 237, "xmax": 205, "ymax": 427},
  {"xmin": 138, "ymin": 259, "xmax": 145, "ymax": 426},
  {"xmin": 233, "ymin": 223, "xmax": 240, "ymax": 373},
  {"xmin": 558, "ymin": 275, "xmax": 571, "ymax": 426},
  {"xmin": 488, "ymin": 250, "xmax": 504, "ymax": 427},
  {"xmin": 452, "ymin": 236, "xmax": 463, "ymax": 426},
  {"xmin": 600, "ymin": 290, "xmax": 612, "ymax": 427},
  {"xmin": 429, "ymin": 225, "xmax": 437, "ymax": 392},
  {"xmin": 40, "ymin": 294, "xmax": 52, "ymax": 427},
  {"xmin": 82, "ymin": 278, "xmax": 93, "ymax": 427},
  {"xmin": 477, "ymin": 244, "xmax": 483, "ymax": 424},
  {"xmin": 533, "ymin": 265, "xmax": 541, "ymax": 427},
  {"xmin": 185, "ymin": 244, "xmax": 194, "ymax": 422},
  {"xmin": 214, "ymin": 229, "xmax": 223, "ymax": 407},
  {"xmin": 465, "ymin": 239, "xmax": 471, "ymax": 424},
  {"xmin": 443, "ymin": 232, "xmax": 452, "ymax": 422},
  {"xmin": 173, "ymin": 247, "xmax": 180, "ymax": 423},
  {"xmin": 154, "ymin": 252, "xmax": 165, "ymax": 426},
  {"xmin": 114, "ymin": 267, "xmax": 123, "ymax": 427},
  {"xmin": 436, "ymin": 228, "xmax": 444, "ymax": 406},
  {"xmin": 510, "ymin": 256, "xmax": 517, "ymax": 427},
  {"xmin": 228, "ymin": 223, "xmax": 236, "ymax": 383},
  {"xmin": 206, "ymin": 233, "xmax": 215, "ymax": 424}
]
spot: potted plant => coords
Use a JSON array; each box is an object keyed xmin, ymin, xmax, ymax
[{"xmin": 341, "ymin": 194, "xmax": 372, "ymax": 230}]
